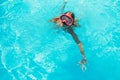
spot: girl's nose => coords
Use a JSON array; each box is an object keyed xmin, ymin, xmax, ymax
[{"xmin": 63, "ymin": 20, "xmax": 67, "ymax": 22}]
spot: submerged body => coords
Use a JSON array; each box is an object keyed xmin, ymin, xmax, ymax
[
  {"xmin": 50, "ymin": 11, "xmax": 87, "ymax": 65},
  {"xmin": 50, "ymin": 0, "xmax": 87, "ymax": 67}
]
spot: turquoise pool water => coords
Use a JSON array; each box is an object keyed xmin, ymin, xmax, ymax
[{"xmin": 0, "ymin": 0, "xmax": 120, "ymax": 80}]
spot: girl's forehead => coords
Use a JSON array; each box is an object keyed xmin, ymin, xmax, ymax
[{"xmin": 66, "ymin": 12, "xmax": 72, "ymax": 15}]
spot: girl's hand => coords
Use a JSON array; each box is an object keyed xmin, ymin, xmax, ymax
[
  {"xmin": 80, "ymin": 58, "xmax": 87, "ymax": 65},
  {"xmin": 79, "ymin": 59, "xmax": 87, "ymax": 71}
]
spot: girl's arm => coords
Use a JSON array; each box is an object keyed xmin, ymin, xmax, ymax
[
  {"xmin": 68, "ymin": 27, "xmax": 87, "ymax": 64},
  {"xmin": 61, "ymin": 0, "xmax": 67, "ymax": 14}
]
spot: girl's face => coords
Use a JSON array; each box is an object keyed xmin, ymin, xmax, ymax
[{"xmin": 60, "ymin": 12, "xmax": 74, "ymax": 26}]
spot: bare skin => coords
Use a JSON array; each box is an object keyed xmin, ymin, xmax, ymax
[{"xmin": 50, "ymin": 0, "xmax": 87, "ymax": 65}]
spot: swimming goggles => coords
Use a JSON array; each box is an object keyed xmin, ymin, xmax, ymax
[{"xmin": 60, "ymin": 14, "xmax": 74, "ymax": 26}]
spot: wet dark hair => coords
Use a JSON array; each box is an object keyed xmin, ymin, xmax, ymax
[{"xmin": 64, "ymin": 11, "xmax": 75, "ymax": 19}]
